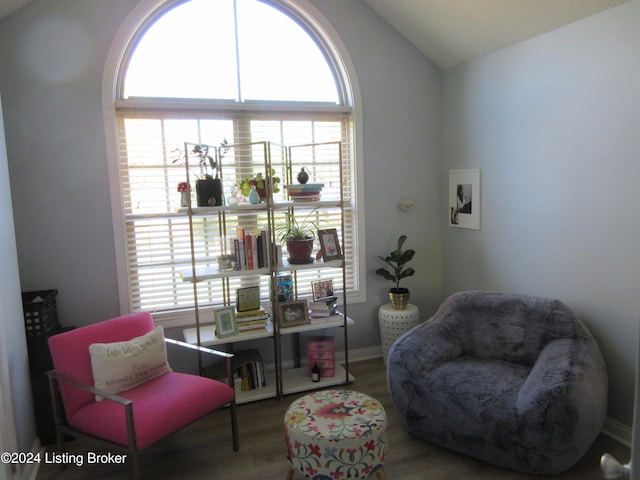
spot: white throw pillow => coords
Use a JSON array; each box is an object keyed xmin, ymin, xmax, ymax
[{"xmin": 89, "ymin": 326, "xmax": 172, "ymax": 400}]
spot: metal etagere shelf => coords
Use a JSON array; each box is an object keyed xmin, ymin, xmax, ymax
[{"xmin": 179, "ymin": 140, "xmax": 352, "ymax": 403}]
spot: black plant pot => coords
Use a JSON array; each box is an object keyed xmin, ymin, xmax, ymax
[{"xmin": 196, "ymin": 178, "xmax": 222, "ymax": 207}]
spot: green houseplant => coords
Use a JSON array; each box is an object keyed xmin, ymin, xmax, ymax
[
  {"xmin": 376, "ymin": 235, "xmax": 415, "ymax": 310},
  {"xmin": 238, "ymin": 169, "xmax": 281, "ymax": 201},
  {"xmin": 275, "ymin": 210, "xmax": 318, "ymax": 264},
  {"xmin": 172, "ymin": 143, "xmax": 222, "ymax": 206}
]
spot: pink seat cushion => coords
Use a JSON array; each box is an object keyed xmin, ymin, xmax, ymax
[{"xmin": 70, "ymin": 372, "xmax": 235, "ymax": 449}]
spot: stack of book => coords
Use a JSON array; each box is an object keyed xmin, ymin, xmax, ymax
[
  {"xmin": 233, "ymin": 228, "xmax": 270, "ymax": 270},
  {"xmin": 232, "ymin": 349, "xmax": 267, "ymax": 392},
  {"xmin": 235, "ymin": 308, "xmax": 269, "ymax": 332},
  {"xmin": 309, "ymin": 297, "xmax": 339, "ymax": 321},
  {"xmin": 284, "ymin": 183, "xmax": 324, "ymax": 202}
]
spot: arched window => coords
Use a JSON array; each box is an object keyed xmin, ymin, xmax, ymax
[{"xmin": 109, "ymin": 0, "xmax": 361, "ymax": 326}]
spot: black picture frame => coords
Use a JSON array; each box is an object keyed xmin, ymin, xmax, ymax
[{"xmin": 236, "ymin": 286, "xmax": 260, "ymax": 312}]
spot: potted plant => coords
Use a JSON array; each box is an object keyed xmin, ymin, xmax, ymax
[
  {"xmin": 375, "ymin": 235, "xmax": 415, "ymax": 310},
  {"xmin": 275, "ymin": 210, "xmax": 318, "ymax": 264},
  {"xmin": 238, "ymin": 169, "xmax": 281, "ymax": 201},
  {"xmin": 172, "ymin": 143, "xmax": 223, "ymax": 207}
]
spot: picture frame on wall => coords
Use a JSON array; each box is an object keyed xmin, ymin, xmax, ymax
[
  {"xmin": 449, "ymin": 169, "xmax": 482, "ymax": 230},
  {"xmin": 214, "ymin": 306, "xmax": 238, "ymax": 338},
  {"xmin": 317, "ymin": 228, "xmax": 342, "ymax": 261},
  {"xmin": 278, "ymin": 300, "xmax": 310, "ymax": 328}
]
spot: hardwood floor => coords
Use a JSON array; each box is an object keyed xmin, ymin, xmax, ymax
[{"xmin": 37, "ymin": 358, "xmax": 629, "ymax": 479}]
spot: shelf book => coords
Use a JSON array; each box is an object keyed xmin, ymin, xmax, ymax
[
  {"xmin": 235, "ymin": 307, "xmax": 269, "ymax": 332},
  {"xmin": 283, "ymin": 183, "xmax": 324, "ymax": 202},
  {"xmin": 234, "ymin": 228, "xmax": 270, "ymax": 271},
  {"xmin": 203, "ymin": 348, "xmax": 266, "ymax": 392},
  {"xmin": 309, "ymin": 297, "xmax": 338, "ymax": 321}
]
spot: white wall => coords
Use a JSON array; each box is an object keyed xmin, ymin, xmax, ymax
[{"xmin": 442, "ymin": 0, "xmax": 640, "ymax": 427}]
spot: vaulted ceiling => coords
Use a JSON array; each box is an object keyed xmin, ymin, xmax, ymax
[
  {"xmin": 0, "ymin": 0, "xmax": 31, "ymax": 21},
  {"xmin": 0, "ymin": 1, "xmax": 630, "ymax": 71},
  {"xmin": 363, "ymin": 0, "xmax": 630, "ymax": 69}
]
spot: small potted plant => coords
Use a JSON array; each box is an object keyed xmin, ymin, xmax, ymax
[
  {"xmin": 172, "ymin": 143, "xmax": 223, "ymax": 207},
  {"xmin": 375, "ymin": 235, "xmax": 415, "ymax": 310},
  {"xmin": 275, "ymin": 210, "xmax": 318, "ymax": 264},
  {"xmin": 238, "ymin": 169, "xmax": 281, "ymax": 201}
]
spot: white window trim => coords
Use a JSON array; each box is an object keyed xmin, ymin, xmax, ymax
[{"xmin": 102, "ymin": 0, "xmax": 366, "ymax": 317}]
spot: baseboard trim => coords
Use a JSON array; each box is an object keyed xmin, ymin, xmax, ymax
[
  {"xmin": 336, "ymin": 345, "xmax": 383, "ymax": 363},
  {"xmin": 603, "ymin": 417, "xmax": 632, "ymax": 447}
]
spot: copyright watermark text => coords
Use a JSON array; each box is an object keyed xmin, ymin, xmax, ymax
[{"xmin": 1, "ymin": 451, "xmax": 127, "ymax": 467}]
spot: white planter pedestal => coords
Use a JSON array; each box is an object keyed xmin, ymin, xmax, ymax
[{"xmin": 378, "ymin": 303, "xmax": 420, "ymax": 364}]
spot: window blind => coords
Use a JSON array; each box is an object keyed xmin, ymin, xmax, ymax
[{"xmin": 115, "ymin": 108, "xmax": 357, "ymax": 327}]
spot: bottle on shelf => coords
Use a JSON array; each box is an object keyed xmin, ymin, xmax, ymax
[{"xmin": 312, "ymin": 362, "xmax": 321, "ymax": 382}]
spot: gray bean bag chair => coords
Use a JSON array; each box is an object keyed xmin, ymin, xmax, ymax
[{"xmin": 387, "ymin": 291, "xmax": 608, "ymax": 475}]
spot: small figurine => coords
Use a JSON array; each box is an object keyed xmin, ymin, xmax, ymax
[
  {"xmin": 297, "ymin": 167, "xmax": 309, "ymax": 184},
  {"xmin": 249, "ymin": 185, "xmax": 260, "ymax": 204}
]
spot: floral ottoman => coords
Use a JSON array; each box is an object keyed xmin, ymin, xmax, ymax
[{"xmin": 284, "ymin": 389, "xmax": 388, "ymax": 480}]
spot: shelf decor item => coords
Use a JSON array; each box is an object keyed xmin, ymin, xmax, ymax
[
  {"xmin": 172, "ymin": 143, "xmax": 222, "ymax": 207},
  {"xmin": 307, "ymin": 335, "xmax": 335, "ymax": 378},
  {"xmin": 317, "ymin": 228, "xmax": 342, "ymax": 261},
  {"xmin": 375, "ymin": 235, "xmax": 416, "ymax": 310},
  {"xmin": 248, "ymin": 185, "xmax": 260, "ymax": 204},
  {"xmin": 177, "ymin": 182, "xmax": 191, "ymax": 207},
  {"xmin": 214, "ymin": 306, "xmax": 238, "ymax": 338},
  {"xmin": 238, "ymin": 169, "xmax": 281, "ymax": 201},
  {"xmin": 216, "ymin": 254, "xmax": 235, "ymax": 272},
  {"xmin": 196, "ymin": 177, "xmax": 222, "ymax": 207},
  {"xmin": 275, "ymin": 211, "xmax": 318, "ymax": 264},
  {"xmin": 311, "ymin": 279, "xmax": 335, "ymax": 302},
  {"xmin": 296, "ymin": 167, "xmax": 309, "ymax": 184},
  {"xmin": 189, "ymin": 143, "xmax": 222, "ymax": 207},
  {"xmin": 236, "ymin": 286, "xmax": 261, "ymax": 312},
  {"xmin": 278, "ymin": 300, "xmax": 310, "ymax": 328},
  {"xmin": 277, "ymin": 274, "xmax": 294, "ymax": 302}
]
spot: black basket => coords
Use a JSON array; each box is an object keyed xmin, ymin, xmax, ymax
[{"xmin": 22, "ymin": 290, "xmax": 59, "ymax": 339}]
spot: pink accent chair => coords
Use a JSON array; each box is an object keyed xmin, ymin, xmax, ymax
[{"xmin": 47, "ymin": 312, "xmax": 238, "ymax": 479}]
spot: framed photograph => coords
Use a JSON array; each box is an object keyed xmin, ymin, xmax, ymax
[
  {"xmin": 449, "ymin": 169, "xmax": 482, "ymax": 230},
  {"xmin": 311, "ymin": 279, "xmax": 335, "ymax": 302},
  {"xmin": 278, "ymin": 300, "xmax": 310, "ymax": 328},
  {"xmin": 317, "ymin": 228, "xmax": 342, "ymax": 261},
  {"xmin": 214, "ymin": 306, "xmax": 238, "ymax": 338},
  {"xmin": 236, "ymin": 286, "xmax": 260, "ymax": 312}
]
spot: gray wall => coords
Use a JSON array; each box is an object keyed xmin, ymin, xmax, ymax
[
  {"xmin": 0, "ymin": 93, "xmax": 34, "ymax": 454},
  {"xmin": 0, "ymin": 0, "xmax": 443, "ymax": 447},
  {"xmin": 442, "ymin": 0, "xmax": 640, "ymax": 427}
]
